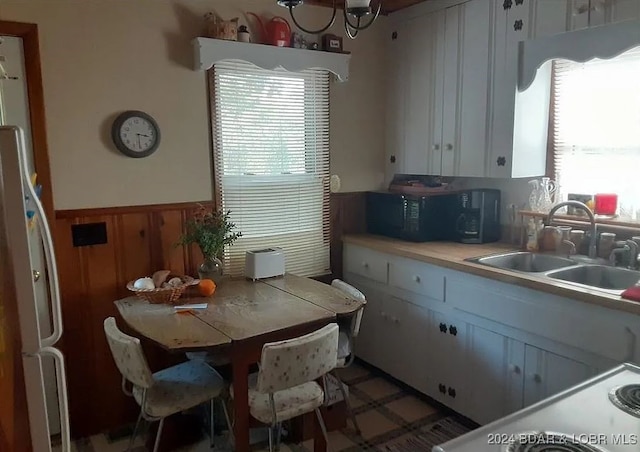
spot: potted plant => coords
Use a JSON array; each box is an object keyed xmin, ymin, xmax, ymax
[{"xmin": 177, "ymin": 204, "xmax": 242, "ymax": 283}]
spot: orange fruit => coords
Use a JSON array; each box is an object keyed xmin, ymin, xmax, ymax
[{"xmin": 198, "ymin": 279, "xmax": 216, "ymax": 297}]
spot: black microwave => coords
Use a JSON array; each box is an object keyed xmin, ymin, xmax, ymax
[{"xmin": 366, "ymin": 191, "xmax": 457, "ymax": 242}]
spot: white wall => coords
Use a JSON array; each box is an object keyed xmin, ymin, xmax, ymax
[{"xmin": 1, "ymin": 0, "xmax": 387, "ymax": 210}]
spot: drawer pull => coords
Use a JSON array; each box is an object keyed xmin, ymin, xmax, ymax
[
  {"xmin": 439, "ymin": 323, "xmax": 448, "ymax": 333},
  {"xmin": 447, "ymin": 387, "xmax": 456, "ymax": 398},
  {"xmin": 438, "ymin": 383, "xmax": 446, "ymax": 394},
  {"xmin": 413, "ymin": 275, "xmax": 421, "ymax": 283},
  {"xmin": 449, "ymin": 325, "xmax": 458, "ymax": 336},
  {"xmin": 508, "ymin": 364, "xmax": 521, "ymax": 375}
]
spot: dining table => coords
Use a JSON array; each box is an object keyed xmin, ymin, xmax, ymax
[{"xmin": 114, "ymin": 273, "xmax": 365, "ymax": 452}]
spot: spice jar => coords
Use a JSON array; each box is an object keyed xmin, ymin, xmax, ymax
[{"xmin": 598, "ymin": 232, "xmax": 616, "ymax": 259}]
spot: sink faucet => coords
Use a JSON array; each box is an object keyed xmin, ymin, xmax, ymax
[{"xmin": 546, "ymin": 201, "xmax": 597, "ymax": 259}]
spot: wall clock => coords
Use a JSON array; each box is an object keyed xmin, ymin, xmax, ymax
[{"xmin": 111, "ymin": 110, "xmax": 161, "ymax": 158}]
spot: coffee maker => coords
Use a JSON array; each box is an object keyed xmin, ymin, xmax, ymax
[{"xmin": 453, "ymin": 189, "xmax": 501, "ymax": 244}]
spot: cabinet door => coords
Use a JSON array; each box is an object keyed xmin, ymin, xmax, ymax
[
  {"xmin": 441, "ymin": 0, "xmax": 492, "ymax": 177},
  {"xmin": 532, "ymin": 0, "xmax": 571, "ymax": 37},
  {"xmin": 607, "ymin": 0, "xmax": 640, "ymax": 24},
  {"xmin": 353, "ymin": 283, "xmax": 385, "ymax": 369},
  {"xmin": 523, "ymin": 345, "xmax": 599, "ymax": 407},
  {"xmin": 403, "ymin": 11, "xmax": 445, "ymax": 176},
  {"xmin": 430, "ymin": 311, "xmax": 468, "ymax": 413},
  {"xmin": 393, "ymin": 300, "xmax": 431, "ymax": 394},
  {"xmin": 385, "ymin": 25, "xmax": 408, "ymax": 184},
  {"xmin": 466, "ymin": 325, "xmax": 525, "ymax": 424}
]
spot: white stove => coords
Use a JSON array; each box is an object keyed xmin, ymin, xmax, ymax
[{"xmin": 434, "ymin": 363, "xmax": 640, "ymax": 452}]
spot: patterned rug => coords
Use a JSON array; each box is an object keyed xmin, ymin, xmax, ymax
[
  {"xmin": 65, "ymin": 360, "xmax": 477, "ymax": 451},
  {"xmin": 375, "ymin": 417, "xmax": 473, "ymax": 451}
]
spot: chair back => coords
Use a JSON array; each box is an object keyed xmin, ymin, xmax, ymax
[
  {"xmin": 331, "ymin": 279, "xmax": 366, "ymax": 338},
  {"xmin": 256, "ymin": 323, "xmax": 338, "ymax": 394},
  {"xmin": 103, "ymin": 317, "xmax": 154, "ymax": 389}
]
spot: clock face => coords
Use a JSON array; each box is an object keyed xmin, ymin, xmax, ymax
[{"xmin": 112, "ymin": 111, "xmax": 161, "ymax": 158}]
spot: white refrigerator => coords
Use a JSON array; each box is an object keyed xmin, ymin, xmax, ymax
[{"xmin": 0, "ymin": 125, "xmax": 70, "ymax": 451}]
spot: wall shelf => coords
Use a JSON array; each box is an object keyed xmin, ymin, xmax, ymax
[{"xmin": 192, "ymin": 37, "xmax": 351, "ymax": 82}]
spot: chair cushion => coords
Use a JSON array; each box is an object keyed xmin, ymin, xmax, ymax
[
  {"xmin": 185, "ymin": 351, "xmax": 231, "ymax": 367},
  {"xmin": 231, "ymin": 373, "xmax": 324, "ymax": 424},
  {"xmin": 133, "ymin": 360, "xmax": 225, "ymax": 418}
]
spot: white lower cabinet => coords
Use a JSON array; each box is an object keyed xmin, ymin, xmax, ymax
[
  {"xmin": 523, "ymin": 344, "xmax": 599, "ymax": 407},
  {"xmin": 466, "ymin": 325, "xmax": 525, "ymax": 424},
  {"xmin": 345, "ymin": 243, "xmax": 638, "ymax": 425},
  {"xmin": 430, "ymin": 311, "xmax": 468, "ymax": 413}
]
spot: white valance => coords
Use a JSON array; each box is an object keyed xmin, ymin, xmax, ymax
[
  {"xmin": 519, "ymin": 20, "xmax": 640, "ymax": 90},
  {"xmin": 192, "ymin": 37, "xmax": 351, "ymax": 82}
]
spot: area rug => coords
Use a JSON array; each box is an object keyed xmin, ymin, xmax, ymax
[{"xmin": 376, "ymin": 416, "xmax": 473, "ymax": 451}]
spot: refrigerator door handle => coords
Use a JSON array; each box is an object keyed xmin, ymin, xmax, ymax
[
  {"xmin": 40, "ymin": 347, "xmax": 71, "ymax": 452},
  {"xmin": 17, "ymin": 130, "xmax": 63, "ymax": 348}
]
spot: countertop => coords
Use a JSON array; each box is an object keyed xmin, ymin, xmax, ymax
[{"xmin": 343, "ymin": 234, "xmax": 640, "ymax": 316}]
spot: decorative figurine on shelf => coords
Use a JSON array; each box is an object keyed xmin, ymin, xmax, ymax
[
  {"xmin": 322, "ymin": 33, "xmax": 343, "ymax": 52},
  {"xmin": 237, "ymin": 25, "xmax": 250, "ymax": 42},
  {"xmin": 204, "ymin": 12, "xmax": 239, "ymax": 41},
  {"xmin": 176, "ymin": 204, "xmax": 242, "ymax": 284}
]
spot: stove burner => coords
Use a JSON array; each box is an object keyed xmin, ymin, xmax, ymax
[
  {"xmin": 609, "ymin": 384, "xmax": 640, "ymax": 417},
  {"xmin": 503, "ymin": 432, "xmax": 608, "ymax": 452}
]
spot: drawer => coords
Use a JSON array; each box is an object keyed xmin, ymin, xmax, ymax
[
  {"xmin": 389, "ymin": 257, "xmax": 445, "ymax": 301},
  {"xmin": 344, "ymin": 245, "xmax": 388, "ymax": 284}
]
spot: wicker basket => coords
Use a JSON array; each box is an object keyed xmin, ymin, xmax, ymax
[{"xmin": 126, "ymin": 275, "xmax": 197, "ymax": 304}]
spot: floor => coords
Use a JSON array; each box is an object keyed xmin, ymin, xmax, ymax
[{"xmin": 63, "ymin": 362, "xmax": 475, "ymax": 451}]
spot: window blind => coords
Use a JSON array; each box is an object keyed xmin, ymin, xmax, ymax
[
  {"xmin": 210, "ymin": 62, "xmax": 330, "ymax": 277},
  {"xmin": 552, "ymin": 46, "xmax": 640, "ymax": 220}
]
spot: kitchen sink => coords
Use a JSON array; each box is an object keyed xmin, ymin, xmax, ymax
[
  {"xmin": 467, "ymin": 252, "xmax": 577, "ymax": 273},
  {"xmin": 546, "ymin": 265, "xmax": 640, "ymax": 292}
]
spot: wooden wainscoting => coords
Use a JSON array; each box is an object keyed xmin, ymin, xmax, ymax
[
  {"xmin": 54, "ymin": 201, "xmax": 210, "ymax": 438},
  {"xmin": 330, "ymin": 192, "xmax": 367, "ymax": 279},
  {"xmin": 55, "ymin": 194, "xmax": 366, "ymax": 438}
]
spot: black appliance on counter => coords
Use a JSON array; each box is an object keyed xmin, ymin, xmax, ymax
[
  {"xmin": 452, "ymin": 189, "xmax": 501, "ymax": 244},
  {"xmin": 366, "ymin": 189, "xmax": 500, "ymax": 243},
  {"xmin": 366, "ymin": 191, "xmax": 457, "ymax": 242}
]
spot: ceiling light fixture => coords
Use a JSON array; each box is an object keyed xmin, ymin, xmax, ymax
[{"xmin": 277, "ymin": 0, "xmax": 382, "ymax": 39}]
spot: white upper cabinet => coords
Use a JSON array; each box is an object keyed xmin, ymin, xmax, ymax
[
  {"xmin": 385, "ymin": 0, "xmax": 640, "ymax": 180},
  {"xmin": 385, "ymin": 0, "xmax": 492, "ymax": 179},
  {"xmin": 488, "ymin": 0, "xmax": 552, "ymax": 178},
  {"xmin": 441, "ymin": 0, "xmax": 492, "ymax": 177}
]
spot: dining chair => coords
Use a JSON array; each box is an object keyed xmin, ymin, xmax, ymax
[
  {"xmin": 231, "ymin": 323, "xmax": 339, "ymax": 452},
  {"xmin": 330, "ymin": 279, "xmax": 367, "ymax": 435},
  {"xmin": 103, "ymin": 317, "xmax": 230, "ymax": 452}
]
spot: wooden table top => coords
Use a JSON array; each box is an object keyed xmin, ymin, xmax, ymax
[
  {"xmin": 115, "ymin": 274, "xmax": 364, "ymax": 350},
  {"xmin": 114, "ymin": 297, "xmax": 231, "ymax": 351}
]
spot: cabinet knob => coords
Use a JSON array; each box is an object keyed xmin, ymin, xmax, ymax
[
  {"xmin": 33, "ymin": 270, "xmax": 41, "ymax": 282},
  {"xmin": 449, "ymin": 325, "xmax": 458, "ymax": 336},
  {"xmin": 432, "ymin": 144, "xmax": 440, "ymax": 151},
  {"xmin": 503, "ymin": 0, "xmax": 512, "ymax": 9},
  {"xmin": 391, "ymin": 31, "xmax": 398, "ymax": 40},
  {"xmin": 438, "ymin": 383, "xmax": 447, "ymax": 394},
  {"xmin": 448, "ymin": 387, "xmax": 457, "ymax": 398},
  {"xmin": 508, "ymin": 364, "xmax": 521, "ymax": 375},
  {"xmin": 362, "ymin": 262, "xmax": 369, "ymax": 268},
  {"xmin": 445, "ymin": 143, "xmax": 453, "ymax": 151},
  {"xmin": 390, "ymin": 155, "xmax": 396, "ymax": 163},
  {"xmin": 413, "ymin": 275, "xmax": 421, "ymax": 283},
  {"xmin": 439, "ymin": 323, "xmax": 448, "ymax": 333},
  {"xmin": 496, "ymin": 156, "xmax": 506, "ymax": 166},
  {"xmin": 533, "ymin": 373, "xmax": 542, "ymax": 383},
  {"xmin": 392, "ymin": 316, "xmax": 400, "ymax": 324},
  {"xmin": 380, "ymin": 311, "xmax": 387, "ymax": 319},
  {"xmin": 514, "ymin": 19, "xmax": 524, "ymax": 31}
]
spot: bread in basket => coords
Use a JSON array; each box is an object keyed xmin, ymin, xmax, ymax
[{"xmin": 126, "ymin": 274, "xmax": 198, "ymax": 304}]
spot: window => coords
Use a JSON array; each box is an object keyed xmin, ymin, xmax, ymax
[
  {"xmin": 551, "ymin": 47, "xmax": 640, "ymax": 220},
  {"xmin": 210, "ymin": 62, "xmax": 330, "ymax": 277}
]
